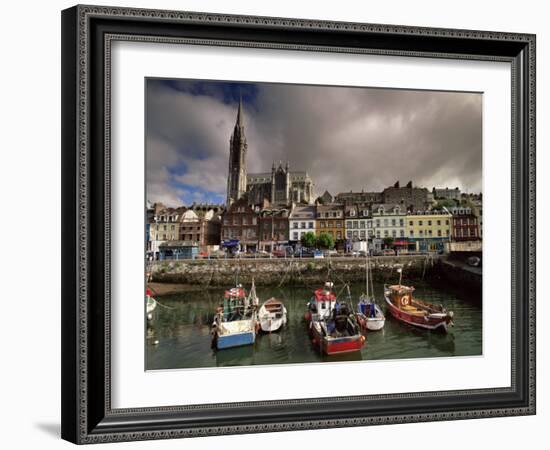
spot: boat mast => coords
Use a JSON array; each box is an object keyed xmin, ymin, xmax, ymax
[{"xmin": 365, "ymin": 249, "xmax": 369, "ymax": 299}]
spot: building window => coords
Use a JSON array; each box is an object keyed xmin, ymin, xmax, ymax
[
  {"xmin": 336, "ymin": 231, "xmax": 342, "ymax": 240},
  {"xmin": 409, "ymin": 230, "xmax": 414, "ymax": 237},
  {"xmin": 360, "ymin": 221, "xmax": 365, "ymax": 228},
  {"xmin": 293, "ymin": 232, "xmax": 299, "ymax": 240},
  {"xmin": 392, "ymin": 230, "xmax": 396, "ymax": 238},
  {"xmin": 308, "ymin": 222, "xmax": 313, "ymax": 229},
  {"xmin": 360, "ymin": 230, "xmax": 366, "ymax": 238},
  {"xmin": 347, "ymin": 231, "xmax": 352, "ymax": 238},
  {"xmin": 399, "ymin": 219, "xmax": 404, "ymax": 227},
  {"xmin": 391, "ymin": 219, "xmax": 396, "ymax": 227},
  {"xmin": 437, "ymin": 230, "xmax": 442, "ymax": 237},
  {"xmin": 384, "ymin": 230, "xmax": 389, "ymax": 237},
  {"xmin": 336, "ymin": 221, "xmax": 341, "ymax": 228},
  {"xmin": 409, "ymin": 221, "xmax": 413, "ymax": 226},
  {"xmin": 419, "ymin": 220, "xmax": 423, "ymax": 226},
  {"xmin": 346, "ymin": 221, "xmax": 352, "ymax": 228},
  {"xmin": 376, "ymin": 219, "xmax": 380, "ymax": 227},
  {"xmin": 437, "ymin": 220, "xmax": 441, "ymax": 226}
]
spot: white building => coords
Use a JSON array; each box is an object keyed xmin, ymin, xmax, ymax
[
  {"xmin": 372, "ymin": 204, "xmax": 407, "ymax": 240},
  {"xmin": 289, "ymin": 205, "xmax": 316, "ymax": 242}
]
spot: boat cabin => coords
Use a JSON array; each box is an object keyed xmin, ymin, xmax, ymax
[
  {"xmin": 221, "ymin": 286, "xmax": 250, "ymax": 321},
  {"xmin": 309, "ymin": 286, "xmax": 337, "ymax": 319},
  {"xmin": 386, "ymin": 285, "xmax": 415, "ymax": 309}
]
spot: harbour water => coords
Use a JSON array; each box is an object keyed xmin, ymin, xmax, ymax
[{"xmin": 146, "ymin": 280, "xmax": 482, "ymax": 370}]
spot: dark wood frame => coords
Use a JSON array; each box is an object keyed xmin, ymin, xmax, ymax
[{"xmin": 61, "ymin": 4, "xmax": 536, "ymax": 444}]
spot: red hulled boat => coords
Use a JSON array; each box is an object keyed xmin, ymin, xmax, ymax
[
  {"xmin": 384, "ymin": 283, "xmax": 454, "ymax": 333},
  {"xmin": 306, "ymin": 282, "xmax": 365, "ymax": 355}
]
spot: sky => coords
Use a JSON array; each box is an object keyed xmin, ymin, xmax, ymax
[{"xmin": 146, "ymin": 79, "xmax": 482, "ymax": 207}]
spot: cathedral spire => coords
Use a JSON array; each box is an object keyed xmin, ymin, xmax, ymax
[
  {"xmin": 226, "ymin": 98, "xmax": 248, "ymax": 206},
  {"xmin": 236, "ymin": 95, "xmax": 244, "ymax": 128}
]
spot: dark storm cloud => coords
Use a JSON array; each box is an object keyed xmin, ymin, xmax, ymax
[{"xmin": 146, "ymin": 79, "xmax": 481, "ymax": 206}]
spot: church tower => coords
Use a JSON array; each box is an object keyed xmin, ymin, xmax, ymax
[{"xmin": 226, "ymin": 98, "xmax": 248, "ymax": 205}]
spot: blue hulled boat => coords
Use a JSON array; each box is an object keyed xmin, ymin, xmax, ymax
[{"xmin": 211, "ymin": 282, "xmax": 259, "ymax": 350}]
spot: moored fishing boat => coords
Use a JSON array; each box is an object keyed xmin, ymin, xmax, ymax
[
  {"xmin": 384, "ymin": 269, "xmax": 454, "ymax": 332},
  {"xmin": 258, "ymin": 298, "xmax": 287, "ymax": 332},
  {"xmin": 357, "ymin": 296, "xmax": 385, "ymax": 331},
  {"xmin": 211, "ymin": 283, "xmax": 258, "ymax": 350},
  {"xmin": 306, "ymin": 282, "xmax": 365, "ymax": 355},
  {"xmin": 356, "ymin": 250, "xmax": 385, "ymax": 331}
]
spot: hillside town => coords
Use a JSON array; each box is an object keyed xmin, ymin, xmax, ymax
[{"xmin": 146, "ymin": 100, "xmax": 482, "ymax": 260}]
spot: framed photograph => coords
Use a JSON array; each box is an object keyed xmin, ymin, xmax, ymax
[{"xmin": 61, "ymin": 5, "xmax": 536, "ymax": 444}]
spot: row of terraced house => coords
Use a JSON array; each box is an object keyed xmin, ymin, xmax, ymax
[{"xmin": 147, "ymin": 188, "xmax": 481, "ymax": 259}]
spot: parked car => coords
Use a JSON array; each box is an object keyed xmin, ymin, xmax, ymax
[
  {"xmin": 272, "ymin": 248, "xmax": 287, "ymax": 258},
  {"xmin": 382, "ymin": 249, "xmax": 396, "ymax": 256},
  {"xmin": 467, "ymin": 256, "xmax": 481, "ymax": 267},
  {"xmin": 313, "ymin": 250, "xmax": 324, "ymax": 259}
]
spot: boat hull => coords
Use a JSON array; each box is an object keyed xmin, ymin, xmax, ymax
[
  {"xmin": 310, "ymin": 322, "xmax": 365, "ymax": 355},
  {"xmin": 357, "ymin": 303, "xmax": 385, "ymax": 331},
  {"xmin": 216, "ymin": 331, "xmax": 255, "ymax": 349},
  {"xmin": 384, "ymin": 294, "xmax": 450, "ymax": 332},
  {"xmin": 259, "ymin": 317, "xmax": 286, "ymax": 332},
  {"xmin": 364, "ymin": 317, "xmax": 385, "ymax": 331}
]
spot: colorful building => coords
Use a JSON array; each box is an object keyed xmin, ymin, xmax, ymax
[
  {"xmin": 148, "ymin": 205, "xmax": 184, "ymax": 259},
  {"xmin": 316, "ymin": 204, "xmax": 345, "ymax": 242},
  {"xmin": 289, "ymin": 205, "xmax": 316, "ymax": 243},
  {"xmin": 406, "ymin": 210, "xmax": 452, "ymax": 252},
  {"xmin": 345, "ymin": 204, "xmax": 373, "ymax": 242},
  {"xmin": 449, "ymin": 206, "xmax": 480, "ymax": 241},
  {"xmin": 372, "ymin": 204, "xmax": 406, "ymax": 240},
  {"xmin": 221, "ymin": 197, "xmax": 259, "ymax": 252},
  {"xmin": 258, "ymin": 206, "xmax": 290, "ymax": 252}
]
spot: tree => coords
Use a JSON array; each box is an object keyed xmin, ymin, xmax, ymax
[
  {"xmin": 300, "ymin": 231, "xmax": 317, "ymax": 249},
  {"xmin": 317, "ymin": 232, "xmax": 335, "ymax": 249}
]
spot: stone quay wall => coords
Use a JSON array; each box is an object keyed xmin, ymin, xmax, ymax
[{"xmin": 149, "ymin": 255, "xmax": 444, "ymax": 287}]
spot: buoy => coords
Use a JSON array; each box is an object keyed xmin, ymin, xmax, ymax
[{"xmin": 153, "ymin": 340, "xmax": 159, "ymax": 345}]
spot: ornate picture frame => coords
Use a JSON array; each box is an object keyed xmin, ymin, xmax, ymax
[{"xmin": 61, "ymin": 5, "xmax": 536, "ymax": 444}]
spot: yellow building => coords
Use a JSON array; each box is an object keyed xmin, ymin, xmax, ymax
[{"xmin": 406, "ymin": 211, "xmax": 452, "ymax": 252}]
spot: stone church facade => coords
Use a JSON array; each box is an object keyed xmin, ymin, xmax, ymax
[{"xmin": 226, "ymin": 100, "xmax": 314, "ymax": 207}]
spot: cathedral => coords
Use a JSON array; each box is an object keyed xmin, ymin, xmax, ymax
[{"xmin": 226, "ymin": 99, "xmax": 314, "ymax": 207}]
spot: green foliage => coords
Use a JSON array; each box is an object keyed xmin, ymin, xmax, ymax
[
  {"xmin": 317, "ymin": 232, "xmax": 335, "ymax": 249},
  {"xmin": 301, "ymin": 231, "xmax": 317, "ymax": 248},
  {"xmin": 383, "ymin": 237, "xmax": 394, "ymax": 248}
]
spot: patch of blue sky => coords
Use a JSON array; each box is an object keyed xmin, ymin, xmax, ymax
[{"xmin": 148, "ymin": 78, "xmax": 259, "ymax": 109}]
